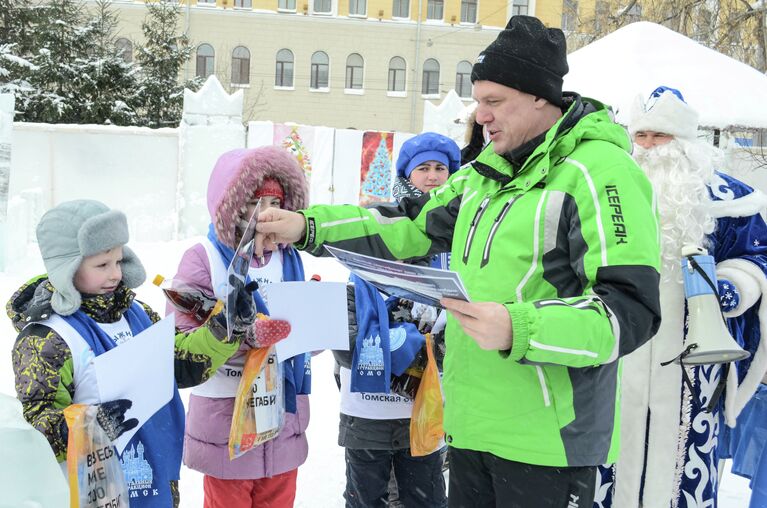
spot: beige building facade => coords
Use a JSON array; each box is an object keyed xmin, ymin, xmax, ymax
[{"xmin": 109, "ymin": 0, "xmax": 571, "ymax": 131}]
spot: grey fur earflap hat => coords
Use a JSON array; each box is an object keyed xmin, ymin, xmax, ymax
[{"xmin": 36, "ymin": 199, "xmax": 146, "ymax": 316}]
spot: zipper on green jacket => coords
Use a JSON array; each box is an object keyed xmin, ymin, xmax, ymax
[
  {"xmin": 462, "ymin": 196, "xmax": 490, "ymax": 264},
  {"xmin": 481, "ymin": 195, "xmax": 519, "ymax": 268}
]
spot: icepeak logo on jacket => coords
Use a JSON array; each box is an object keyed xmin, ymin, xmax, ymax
[{"xmin": 605, "ymin": 185, "xmax": 628, "ymax": 244}]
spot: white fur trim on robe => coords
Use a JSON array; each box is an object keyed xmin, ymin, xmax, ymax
[
  {"xmin": 708, "ymin": 187, "xmax": 767, "ymax": 219},
  {"xmin": 715, "ymin": 257, "xmax": 767, "ymax": 426},
  {"xmin": 614, "ymin": 282, "xmax": 685, "ymax": 508}
]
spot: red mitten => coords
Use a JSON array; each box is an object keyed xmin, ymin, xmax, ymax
[{"xmin": 249, "ymin": 319, "xmax": 291, "ymax": 348}]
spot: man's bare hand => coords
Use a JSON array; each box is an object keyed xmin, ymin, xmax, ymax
[
  {"xmin": 441, "ymin": 298, "xmax": 512, "ymax": 351},
  {"xmin": 255, "ymin": 208, "xmax": 306, "ymax": 256}
]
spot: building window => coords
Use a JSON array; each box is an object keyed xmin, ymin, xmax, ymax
[
  {"xmin": 279, "ymin": 0, "xmax": 296, "ymax": 10},
  {"xmin": 345, "ymin": 53, "xmax": 364, "ymax": 89},
  {"xmin": 234, "ymin": 0, "xmax": 252, "ymax": 7},
  {"xmin": 231, "ymin": 46, "xmax": 250, "ymax": 85},
  {"xmin": 511, "ymin": 0, "xmax": 528, "ymax": 16},
  {"xmin": 392, "ymin": 0, "xmax": 409, "ymax": 18},
  {"xmin": 349, "ymin": 0, "xmax": 366, "ymax": 15},
  {"xmin": 455, "ymin": 60, "xmax": 472, "ymax": 98},
  {"xmin": 196, "ymin": 43, "xmax": 215, "ymax": 79},
  {"xmin": 115, "ymin": 38, "xmax": 132, "ymax": 63},
  {"xmin": 388, "ymin": 56, "xmax": 406, "ymax": 92},
  {"xmin": 314, "ymin": 0, "xmax": 331, "ymax": 12},
  {"xmin": 562, "ymin": 0, "xmax": 578, "ymax": 32},
  {"xmin": 311, "ymin": 51, "xmax": 329, "ymax": 89},
  {"xmin": 275, "ymin": 48, "xmax": 294, "ymax": 87},
  {"xmin": 460, "ymin": 0, "xmax": 476, "ymax": 23},
  {"xmin": 426, "ymin": 0, "xmax": 443, "ymax": 20},
  {"xmin": 422, "ymin": 58, "xmax": 439, "ymax": 94}
]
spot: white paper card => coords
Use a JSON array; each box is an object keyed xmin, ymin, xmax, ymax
[
  {"xmin": 94, "ymin": 314, "xmax": 176, "ymax": 454},
  {"xmin": 264, "ymin": 281, "xmax": 349, "ymax": 361}
]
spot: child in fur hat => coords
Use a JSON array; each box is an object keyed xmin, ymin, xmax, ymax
[
  {"xmin": 174, "ymin": 146, "xmax": 310, "ymax": 508},
  {"xmin": 7, "ymin": 199, "xmax": 251, "ymax": 507}
]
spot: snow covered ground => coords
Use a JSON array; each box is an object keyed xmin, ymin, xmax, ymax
[{"xmin": 0, "ymin": 239, "xmax": 754, "ymax": 507}]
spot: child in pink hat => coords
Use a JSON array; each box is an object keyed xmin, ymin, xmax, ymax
[{"xmin": 172, "ymin": 146, "xmax": 311, "ymax": 508}]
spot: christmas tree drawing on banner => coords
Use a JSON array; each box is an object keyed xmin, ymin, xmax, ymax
[
  {"xmin": 276, "ymin": 125, "xmax": 313, "ymax": 186},
  {"xmin": 360, "ymin": 131, "xmax": 393, "ymax": 206}
]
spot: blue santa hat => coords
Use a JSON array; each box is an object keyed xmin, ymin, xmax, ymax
[
  {"xmin": 396, "ymin": 132, "xmax": 461, "ymax": 179},
  {"xmin": 629, "ymin": 85, "xmax": 699, "ymax": 141}
]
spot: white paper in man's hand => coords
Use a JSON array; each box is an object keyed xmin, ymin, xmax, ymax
[
  {"xmin": 264, "ymin": 281, "xmax": 349, "ymax": 361},
  {"xmin": 324, "ymin": 245, "xmax": 470, "ymax": 307},
  {"xmin": 94, "ymin": 315, "xmax": 175, "ymax": 454}
]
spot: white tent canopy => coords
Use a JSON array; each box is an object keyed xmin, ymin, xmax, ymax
[{"xmin": 563, "ymin": 21, "xmax": 767, "ymax": 130}]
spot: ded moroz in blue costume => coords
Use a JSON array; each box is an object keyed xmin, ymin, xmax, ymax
[{"xmin": 596, "ymin": 87, "xmax": 767, "ymax": 508}]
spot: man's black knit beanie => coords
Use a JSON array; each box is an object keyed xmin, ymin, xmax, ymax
[{"xmin": 471, "ymin": 16, "xmax": 568, "ymax": 106}]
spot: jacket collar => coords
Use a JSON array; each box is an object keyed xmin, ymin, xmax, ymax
[
  {"xmin": 472, "ymin": 93, "xmax": 602, "ymax": 190},
  {"xmin": 7, "ymin": 276, "xmax": 136, "ymax": 331}
]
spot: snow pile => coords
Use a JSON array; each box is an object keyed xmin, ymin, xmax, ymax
[
  {"xmin": 564, "ymin": 22, "xmax": 767, "ymax": 130},
  {"xmin": 422, "ymin": 90, "xmax": 471, "ymax": 144}
]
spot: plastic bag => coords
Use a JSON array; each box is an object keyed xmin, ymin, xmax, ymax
[
  {"xmin": 64, "ymin": 404, "xmax": 129, "ymax": 508},
  {"xmin": 153, "ymin": 274, "xmax": 223, "ymax": 326},
  {"xmin": 409, "ymin": 333, "xmax": 444, "ymax": 456},
  {"xmin": 228, "ymin": 345, "xmax": 285, "ymax": 459},
  {"xmin": 227, "ymin": 199, "xmax": 260, "ymax": 339}
]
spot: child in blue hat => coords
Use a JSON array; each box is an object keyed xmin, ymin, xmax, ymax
[
  {"xmin": 393, "ymin": 131, "xmax": 462, "ymax": 201},
  {"xmin": 335, "ymin": 132, "xmax": 460, "ymax": 508}
]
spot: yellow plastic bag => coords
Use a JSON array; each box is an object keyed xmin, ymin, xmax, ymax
[
  {"xmin": 409, "ymin": 333, "xmax": 445, "ymax": 456},
  {"xmin": 64, "ymin": 404, "xmax": 129, "ymax": 508},
  {"xmin": 228, "ymin": 345, "xmax": 284, "ymax": 459}
]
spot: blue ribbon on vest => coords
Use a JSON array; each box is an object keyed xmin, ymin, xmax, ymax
[
  {"xmin": 63, "ymin": 304, "xmax": 184, "ymax": 508},
  {"xmin": 350, "ymin": 274, "xmax": 424, "ymax": 393},
  {"xmin": 207, "ymin": 225, "xmax": 310, "ymax": 413}
]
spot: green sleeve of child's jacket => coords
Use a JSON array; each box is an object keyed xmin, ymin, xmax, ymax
[
  {"xmin": 140, "ymin": 302, "xmax": 241, "ymax": 389},
  {"xmin": 172, "ymin": 327, "xmax": 241, "ymax": 388}
]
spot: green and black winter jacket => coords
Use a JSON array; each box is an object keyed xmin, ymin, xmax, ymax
[
  {"xmin": 299, "ymin": 95, "xmax": 662, "ymax": 467},
  {"xmin": 7, "ymin": 276, "xmax": 241, "ymax": 462}
]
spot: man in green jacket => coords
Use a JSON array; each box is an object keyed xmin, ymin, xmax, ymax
[{"xmin": 256, "ymin": 15, "xmax": 661, "ymax": 508}]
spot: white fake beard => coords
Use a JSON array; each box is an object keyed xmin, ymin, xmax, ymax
[{"xmin": 634, "ymin": 138, "xmax": 717, "ymax": 281}]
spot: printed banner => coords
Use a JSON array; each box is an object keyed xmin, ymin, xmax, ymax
[
  {"xmin": 360, "ymin": 131, "xmax": 394, "ymax": 206},
  {"xmin": 272, "ymin": 123, "xmax": 334, "ymax": 206},
  {"xmin": 247, "ymin": 122, "xmax": 415, "ymax": 207},
  {"xmin": 274, "ymin": 124, "xmax": 314, "ymax": 184}
]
